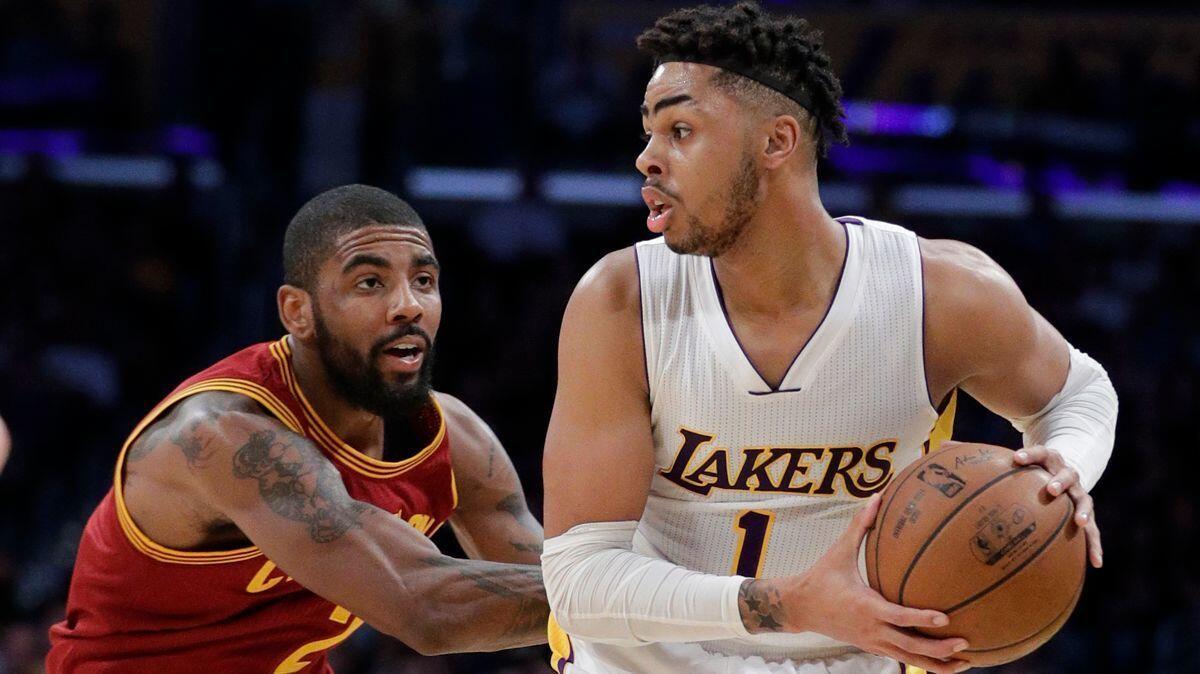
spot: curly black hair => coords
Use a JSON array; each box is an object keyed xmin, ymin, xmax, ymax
[{"xmin": 636, "ymin": 1, "xmax": 848, "ymax": 158}]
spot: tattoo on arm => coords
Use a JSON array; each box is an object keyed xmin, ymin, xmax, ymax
[
  {"xmin": 172, "ymin": 427, "xmax": 214, "ymax": 469},
  {"xmin": 496, "ymin": 492, "xmax": 524, "ymax": 518},
  {"xmin": 419, "ymin": 556, "xmax": 548, "ymax": 639},
  {"xmin": 419, "ymin": 555, "xmax": 544, "ymax": 600},
  {"xmin": 486, "ymin": 438, "xmax": 497, "ymax": 478},
  {"xmin": 495, "ymin": 492, "xmax": 544, "ymax": 554},
  {"xmin": 232, "ymin": 430, "xmax": 368, "ymax": 543},
  {"xmin": 738, "ymin": 579, "xmax": 786, "ymax": 633}
]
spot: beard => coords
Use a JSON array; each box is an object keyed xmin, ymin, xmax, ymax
[
  {"xmin": 313, "ymin": 311, "xmax": 436, "ymax": 419},
  {"xmin": 665, "ymin": 146, "xmax": 760, "ymax": 257}
]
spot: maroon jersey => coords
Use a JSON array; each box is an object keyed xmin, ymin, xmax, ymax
[{"xmin": 47, "ymin": 337, "xmax": 457, "ymax": 673}]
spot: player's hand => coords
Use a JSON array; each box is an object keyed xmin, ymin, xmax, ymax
[
  {"xmin": 739, "ymin": 494, "xmax": 971, "ymax": 674},
  {"xmin": 1013, "ymin": 445, "xmax": 1102, "ymax": 568}
]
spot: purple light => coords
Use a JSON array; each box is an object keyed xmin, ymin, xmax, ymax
[
  {"xmin": 843, "ymin": 101, "xmax": 955, "ymax": 138},
  {"xmin": 968, "ymin": 154, "xmax": 1026, "ymax": 190},
  {"xmin": 827, "ymin": 145, "xmax": 908, "ymax": 176},
  {"xmin": 162, "ymin": 125, "xmax": 215, "ymax": 157},
  {"xmin": 0, "ymin": 129, "xmax": 84, "ymax": 156}
]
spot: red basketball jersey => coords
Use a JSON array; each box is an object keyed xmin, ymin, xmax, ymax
[{"xmin": 47, "ymin": 337, "xmax": 457, "ymax": 673}]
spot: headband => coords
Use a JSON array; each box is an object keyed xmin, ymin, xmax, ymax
[{"xmin": 658, "ymin": 56, "xmax": 815, "ymax": 114}]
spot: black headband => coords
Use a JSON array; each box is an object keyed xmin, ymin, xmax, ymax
[{"xmin": 657, "ymin": 56, "xmax": 814, "ymax": 114}]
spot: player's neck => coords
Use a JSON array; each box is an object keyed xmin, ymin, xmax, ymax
[
  {"xmin": 711, "ymin": 182, "xmax": 844, "ymax": 317},
  {"xmin": 288, "ymin": 339, "xmax": 384, "ymax": 453}
]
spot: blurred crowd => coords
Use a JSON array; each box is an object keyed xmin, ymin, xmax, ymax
[{"xmin": 1, "ymin": 1, "xmax": 1198, "ymax": 672}]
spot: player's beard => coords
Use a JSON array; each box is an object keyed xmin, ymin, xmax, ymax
[
  {"xmin": 312, "ymin": 311, "xmax": 437, "ymax": 419},
  {"xmin": 666, "ymin": 146, "xmax": 760, "ymax": 257}
]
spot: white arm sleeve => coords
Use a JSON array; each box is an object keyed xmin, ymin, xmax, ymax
[
  {"xmin": 542, "ymin": 520, "xmax": 751, "ymax": 646},
  {"xmin": 1009, "ymin": 346, "xmax": 1117, "ymax": 491}
]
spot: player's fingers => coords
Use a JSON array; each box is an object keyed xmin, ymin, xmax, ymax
[
  {"xmin": 873, "ymin": 595, "xmax": 949, "ymax": 629},
  {"xmin": 1013, "ymin": 445, "xmax": 1049, "ymax": 466},
  {"xmin": 878, "ymin": 644, "xmax": 970, "ymax": 674},
  {"xmin": 839, "ymin": 493, "xmax": 882, "ymax": 552},
  {"xmin": 1045, "ymin": 466, "xmax": 1079, "ymax": 497},
  {"xmin": 1086, "ymin": 521, "xmax": 1103, "ymax": 568},
  {"xmin": 1068, "ymin": 483, "xmax": 1093, "ymax": 524},
  {"xmin": 1066, "ymin": 484, "xmax": 1102, "ymax": 567},
  {"xmin": 882, "ymin": 625, "xmax": 969, "ymax": 660}
]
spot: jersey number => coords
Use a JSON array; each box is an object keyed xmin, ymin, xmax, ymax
[
  {"xmin": 274, "ymin": 605, "xmax": 364, "ymax": 674},
  {"xmin": 731, "ymin": 510, "xmax": 775, "ymax": 577}
]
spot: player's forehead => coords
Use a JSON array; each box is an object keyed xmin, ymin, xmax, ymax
[
  {"xmin": 641, "ymin": 62, "xmax": 721, "ymax": 116},
  {"xmin": 330, "ymin": 224, "xmax": 436, "ymax": 267}
]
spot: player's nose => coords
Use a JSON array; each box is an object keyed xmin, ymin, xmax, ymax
[
  {"xmin": 635, "ymin": 139, "xmax": 665, "ymax": 179},
  {"xmin": 387, "ymin": 285, "xmax": 423, "ymax": 325}
]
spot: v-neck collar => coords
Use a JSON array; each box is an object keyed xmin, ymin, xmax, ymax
[{"xmin": 695, "ymin": 220, "xmax": 865, "ymax": 395}]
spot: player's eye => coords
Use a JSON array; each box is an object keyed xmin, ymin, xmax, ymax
[
  {"xmin": 640, "ymin": 131, "xmax": 651, "ymax": 143},
  {"xmin": 414, "ymin": 274, "xmax": 436, "ymax": 289},
  {"xmin": 672, "ymin": 124, "xmax": 691, "ymax": 140},
  {"xmin": 356, "ymin": 277, "xmax": 382, "ymax": 290}
]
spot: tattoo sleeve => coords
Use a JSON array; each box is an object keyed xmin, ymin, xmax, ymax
[
  {"xmin": 231, "ymin": 429, "xmax": 368, "ymax": 543},
  {"xmin": 738, "ymin": 579, "xmax": 787, "ymax": 633}
]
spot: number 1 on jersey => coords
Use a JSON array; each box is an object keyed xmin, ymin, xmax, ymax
[{"xmin": 731, "ymin": 510, "xmax": 775, "ymax": 577}]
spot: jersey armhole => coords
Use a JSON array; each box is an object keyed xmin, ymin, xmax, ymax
[{"xmin": 112, "ymin": 380, "xmax": 300, "ymax": 565}]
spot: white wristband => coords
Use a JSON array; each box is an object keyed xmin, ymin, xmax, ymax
[
  {"xmin": 542, "ymin": 521, "xmax": 750, "ymax": 646},
  {"xmin": 1009, "ymin": 346, "xmax": 1118, "ymax": 491}
]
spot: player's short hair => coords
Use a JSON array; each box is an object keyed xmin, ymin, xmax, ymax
[
  {"xmin": 283, "ymin": 184, "xmax": 425, "ymax": 291},
  {"xmin": 636, "ymin": 1, "xmax": 848, "ymax": 157}
]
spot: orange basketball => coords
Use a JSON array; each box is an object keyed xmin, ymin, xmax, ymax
[{"xmin": 864, "ymin": 442, "xmax": 1086, "ymax": 667}]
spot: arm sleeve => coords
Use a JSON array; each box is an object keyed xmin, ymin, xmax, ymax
[
  {"xmin": 541, "ymin": 520, "xmax": 751, "ymax": 646},
  {"xmin": 1009, "ymin": 346, "xmax": 1118, "ymax": 491}
]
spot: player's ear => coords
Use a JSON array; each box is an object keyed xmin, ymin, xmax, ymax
[
  {"xmin": 278, "ymin": 285, "xmax": 316, "ymax": 339},
  {"xmin": 762, "ymin": 113, "xmax": 801, "ymax": 170}
]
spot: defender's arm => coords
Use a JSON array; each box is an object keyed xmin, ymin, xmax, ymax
[
  {"xmin": 440, "ymin": 393, "xmax": 544, "ymax": 565},
  {"xmin": 168, "ymin": 392, "xmax": 547, "ymax": 655}
]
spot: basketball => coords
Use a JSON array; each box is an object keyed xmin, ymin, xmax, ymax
[{"xmin": 864, "ymin": 442, "xmax": 1086, "ymax": 667}]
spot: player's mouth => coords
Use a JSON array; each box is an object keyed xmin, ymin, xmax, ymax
[
  {"xmin": 380, "ymin": 339, "xmax": 425, "ymax": 374},
  {"xmin": 642, "ymin": 186, "xmax": 676, "ymax": 234}
]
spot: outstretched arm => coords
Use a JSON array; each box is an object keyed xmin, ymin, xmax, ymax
[{"xmin": 167, "ymin": 392, "xmax": 547, "ymax": 655}]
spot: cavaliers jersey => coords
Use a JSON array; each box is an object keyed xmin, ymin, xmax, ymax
[
  {"xmin": 551, "ymin": 217, "xmax": 956, "ymax": 673},
  {"xmin": 47, "ymin": 336, "xmax": 457, "ymax": 674}
]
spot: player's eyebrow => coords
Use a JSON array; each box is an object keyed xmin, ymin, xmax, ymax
[
  {"xmin": 413, "ymin": 253, "xmax": 440, "ymax": 270},
  {"xmin": 640, "ymin": 94, "xmax": 694, "ymax": 117},
  {"xmin": 342, "ymin": 253, "xmax": 391, "ymax": 274}
]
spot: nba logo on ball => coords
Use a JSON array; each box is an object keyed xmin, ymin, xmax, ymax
[{"xmin": 916, "ymin": 463, "xmax": 966, "ymax": 498}]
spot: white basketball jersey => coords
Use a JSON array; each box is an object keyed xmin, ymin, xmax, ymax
[{"xmin": 562, "ymin": 217, "xmax": 955, "ymax": 673}]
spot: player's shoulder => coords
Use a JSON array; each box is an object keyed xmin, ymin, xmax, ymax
[
  {"xmin": 133, "ymin": 390, "xmax": 296, "ymax": 466},
  {"xmin": 171, "ymin": 390, "xmax": 281, "ymax": 433},
  {"xmin": 919, "ymin": 237, "xmax": 1026, "ymax": 319},
  {"xmin": 433, "ymin": 391, "xmax": 493, "ymax": 447},
  {"xmin": 572, "ymin": 245, "xmax": 640, "ymax": 311}
]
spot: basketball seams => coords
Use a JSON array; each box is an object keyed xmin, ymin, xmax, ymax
[
  {"xmin": 897, "ymin": 466, "xmax": 1034, "ymax": 605},
  {"xmin": 871, "ymin": 458, "xmax": 927, "ymax": 598},
  {"xmin": 941, "ymin": 499, "xmax": 1074, "ymax": 615}
]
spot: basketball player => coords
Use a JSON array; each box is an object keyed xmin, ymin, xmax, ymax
[
  {"xmin": 542, "ymin": 4, "xmax": 1116, "ymax": 674},
  {"xmin": 47, "ymin": 185, "xmax": 548, "ymax": 672}
]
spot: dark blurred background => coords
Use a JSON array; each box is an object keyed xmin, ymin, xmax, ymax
[{"xmin": 0, "ymin": 0, "xmax": 1197, "ymax": 672}]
